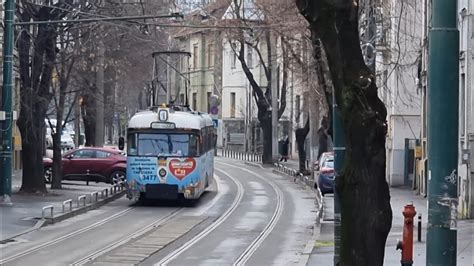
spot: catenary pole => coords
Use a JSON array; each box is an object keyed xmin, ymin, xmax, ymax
[
  {"xmin": 426, "ymin": 0, "xmax": 459, "ymax": 264},
  {"xmin": 0, "ymin": 0, "xmax": 16, "ymax": 205}
]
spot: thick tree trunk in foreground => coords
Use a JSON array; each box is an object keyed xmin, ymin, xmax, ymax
[
  {"xmin": 296, "ymin": 1, "xmax": 392, "ymax": 265},
  {"xmin": 295, "ymin": 119, "xmax": 310, "ymax": 173},
  {"xmin": 17, "ymin": 7, "xmax": 59, "ymax": 193}
]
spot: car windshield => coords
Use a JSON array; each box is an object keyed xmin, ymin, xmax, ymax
[{"xmin": 131, "ymin": 133, "xmax": 198, "ymax": 157}]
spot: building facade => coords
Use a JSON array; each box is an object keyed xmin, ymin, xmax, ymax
[
  {"xmin": 376, "ymin": 0, "xmax": 423, "ymax": 187},
  {"xmin": 458, "ymin": 0, "xmax": 474, "ymax": 219}
]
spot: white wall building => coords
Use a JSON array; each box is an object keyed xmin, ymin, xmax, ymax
[
  {"xmin": 458, "ymin": 0, "xmax": 474, "ymax": 219},
  {"xmin": 377, "ymin": 0, "xmax": 423, "ymax": 187}
]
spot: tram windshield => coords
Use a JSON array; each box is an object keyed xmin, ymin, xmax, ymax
[{"xmin": 128, "ymin": 133, "xmax": 199, "ymax": 157}]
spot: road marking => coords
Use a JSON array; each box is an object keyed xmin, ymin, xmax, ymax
[
  {"xmin": 217, "ymin": 162, "xmax": 285, "ymax": 266},
  {"xmin": 0, "ymin": 207, "xmax": 135, "ymax": 264},
  {"xmin": 155, "ymin": 168, "xmax": 244, "ymax": 266},
  {"xmin": 72, "ymin": 208, "xmax": 184, "ymax": 265}
]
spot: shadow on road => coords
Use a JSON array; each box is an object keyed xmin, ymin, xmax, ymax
[{"xmin": 132, "ymin": 190, "xmax": 216, "ymax": 208}]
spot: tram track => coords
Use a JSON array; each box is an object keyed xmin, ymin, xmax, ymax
[
  {"xmin": 72, "ymin": 207, "xmax": 185, "ymax": 265},
  {"xmin": 155, "ymin": 167, "xmax": 245, "ymax": 265},
  {"xmin": 156, "ymin": 161, "xmax": 284, "ymax": 265},
  {"xmin": 217, "ymin": 161, "xmax": 285, "ymax": 266},
  {"xmin": 0, "ymin": 207, "xmax": 135, "ymax": 265}
]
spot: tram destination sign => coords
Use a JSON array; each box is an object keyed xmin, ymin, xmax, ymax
[{"xmin": 151, "ymin": 122, "xmax": 176, "ymax": 129}]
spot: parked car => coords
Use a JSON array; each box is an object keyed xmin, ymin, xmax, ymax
[
  {"xmin": 313, "ymin": 151, "xmax": 334, "ymax": 171},
  {"xmin": 315, "ymin": 152, "xmax": 334, "ymax": 195},
  {"xmin": 45, "ymin": 119, "xmax": 76, "ymax": 151},
  {"xmin": 43, "ymin": 147, "xmax": 126, "ymax": 185}
]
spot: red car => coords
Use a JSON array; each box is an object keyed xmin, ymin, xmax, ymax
[{"xmin": 43, "ymin": 147, "xmax": 126, "ymax": 185}]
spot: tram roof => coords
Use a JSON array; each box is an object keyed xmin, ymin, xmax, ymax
[{"xmin": 128, "ymin": 109, "xmax": 213, "ymax": 130}]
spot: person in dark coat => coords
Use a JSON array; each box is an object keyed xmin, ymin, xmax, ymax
[
  {"xmin": 280, "ymin": 135, "xmax": 289, "ymax": 162},
  {"xmin": 317, "ymin": 117, "xmax": 329, "ymax": 159}
]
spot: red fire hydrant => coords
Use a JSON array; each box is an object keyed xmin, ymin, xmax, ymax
[{"xmin": 396, "ymin": 203, "xmax": 417, "ymax": 266}]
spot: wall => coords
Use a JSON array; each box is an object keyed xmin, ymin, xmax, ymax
[
  {"xmin": 458, "ymin": 0, "xmax": 474, "ymax": 219},
  {"xmin": 377, "ymin": 0, "xmax": 423, "ymax": 186},
  {"xmin": 387, "ymin": 116, "xmax": 421, "ymax": 186}
]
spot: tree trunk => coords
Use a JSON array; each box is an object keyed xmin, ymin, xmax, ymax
[
  {"xmin": 296, "ymin": 119, "xmax": 310, "ymax": 173},
  {"xmin": 51, "ymin": 132, "xmax": 62, "ymax": 189},
  {"xmin": 95, "ymin": 38, "xmax": 105, "ymax": 147},
  {"xmin": 74, "ymin": 93, "xmax": 81, "ymax": 147},
  {"xmin": 260, "ymin": 117, "xmax": 273, "ymax": 164},
  {"xmin": 296, "ymin": 1, "xmax": 392, "ymax": 265},
  {"xmin": 82, "ymin": 91, "xmax": 96, "ymax": 147},
  {"xmin": 51, "ymin": 85, "xmax": 67, "ymax": 189},
  {"xmin": 17, "ymin": 8, "xmax": 58, "ymax": 193}
]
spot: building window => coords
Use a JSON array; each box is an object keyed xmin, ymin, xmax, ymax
[
  {"xmin": 231, "ymin": 43, "xmax": 237, "ymax": 69},
  {"xmin": 247, "ymin": 44, "xmax": 253, "ymax": 68},
  {"xmin": 230, "ymin": 92, "xmax": 236, "ymax": 118},
  {"xmin": 208, "ymin": 44, "xmax": 215, "ymax": 68},
  {"xmin": 192, "ymin": 92, "xmax": 197, "ymax": 110},
  {"xmin": 207, "ymin": 92, "xmax": 211, "ymax": 113},
  {"xmin": 295, "ymin": 95, "xmax": 301, "ymax": 124},
  {"xmin": 180, "ymin": 93, "xmax": 185, "ymax": 105},
  {"xmin": 193, "ymin": 44, "xmax": 199, "ymax": 70}
]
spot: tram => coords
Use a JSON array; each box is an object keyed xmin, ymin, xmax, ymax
[{"xmin": 123, "ymin": 105, "xmax": 215, "ymax": 201}]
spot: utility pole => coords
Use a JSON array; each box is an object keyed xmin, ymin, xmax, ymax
[
  {"xmin": 426, "ymin": 0, "xmax": 459, "ymax": 264},
  {"xmin": 332, "ymin": 88, "xmax": 345, "ymax": 265},
  {"xmin": 290, "ymin": 70, "xmax": 294, "ymax": 158},
  {"xmin": 0, "ymin": 0, "xmax": 15, "ymax": 205},
  {"xmin": 271, "ymin": 33, "xmax": 278, "ymax": 162},
  {"xmin": 95, "ymin": 36, "xmax": 105, "ymax": 147}
]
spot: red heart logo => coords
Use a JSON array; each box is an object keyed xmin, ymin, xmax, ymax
[{"xmin": 168, "ymin": 158, "xmax": 196, "ymax": 180}]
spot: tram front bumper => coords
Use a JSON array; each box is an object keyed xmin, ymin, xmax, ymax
[{"xmin": 145, "ymin": 184, "xmax": 179, "ymax": 200}]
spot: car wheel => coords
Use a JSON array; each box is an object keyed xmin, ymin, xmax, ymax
[
  {"xmin": 44, "ymin": 166, "xmax": 52, "ymax": 184},
  {"xmin": 109, "ymin": 170, "xmax": 126, "ymax": 185}
]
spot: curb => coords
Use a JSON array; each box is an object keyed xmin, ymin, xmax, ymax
[
  {"xmin": 0, "ymin": 219, "xmax": 46, "ymax": 244},
  {"xmin": 243, "ymin": 161, "xmax": 274, "ymax": 169},
  {"xmin": 0, "ymin": 187, "xmax": 126, "ymax": 244},
  {"xmin": 46, "ymin": 190, "xmax": 126, "ymax": 225}
]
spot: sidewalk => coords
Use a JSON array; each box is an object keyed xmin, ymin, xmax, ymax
[
  {"xmin": 278, "ymin": 158, "xmax": 301, "ymax": 170},
  {"xmin": 0, "ymin": 170, "xmax": 113, "ymax": 242},
  {"xmin": 308, "ymin": 188, "xmax": 474, "ymax": 265}
]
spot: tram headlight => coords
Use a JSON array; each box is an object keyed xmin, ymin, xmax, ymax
[{"xmin": 159, "ymin": 168, "xmax": 167, "ymax": 177}]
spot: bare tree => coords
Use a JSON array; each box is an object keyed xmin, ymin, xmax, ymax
[
  {"xmin": 296, "ymin": 1, "xmax": 392, "ymax": 265},
  {"xmin": 72, "ymin": 0, "xmax": 171, "ymax": 146},
  {"xmin": 16, "ymin": 1, "xmax": 76, "ymax": 193},
  {"xmin": 48, "ymin": 23, "xmax": 83, "ymax": 189},
  {"xmin": 225, "ymin": 0, "xmax": 290, "ymax": 164}
]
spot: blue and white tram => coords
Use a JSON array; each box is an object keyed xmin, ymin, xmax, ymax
[{"xmin": 125, "ymin": 106, "xmax": 215, "ymax": 201}]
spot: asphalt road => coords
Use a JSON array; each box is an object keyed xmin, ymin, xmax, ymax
[{"xmin": 0, "ymin": 157, "xmax": 317, "ymax": 266}]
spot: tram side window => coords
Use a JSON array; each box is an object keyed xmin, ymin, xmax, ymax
[
  {"xmin": 203, "ymin": 128, "xmax": 209, "ymax": 152},
  {"xmin": 189, "ymin": 134, "xmax": 199, "ymax": 156},
  {"xmin": 127, "ymin": 134, "xmax": 137, "ymax": 155}
]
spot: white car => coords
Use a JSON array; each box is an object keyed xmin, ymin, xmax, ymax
[
  {"xmin": 45, "ymin": 119, "xmax": 75, "ymax": 151},
  {"xmin": 61, "ymin": 132, "xmax": 75, "ymax": 151}
]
